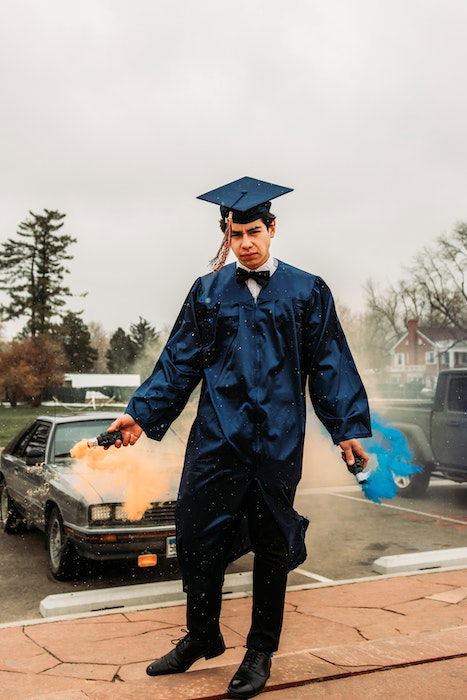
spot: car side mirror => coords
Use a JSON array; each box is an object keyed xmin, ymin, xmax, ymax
[{"xmin": 25, "ymin": 448, "xmax": 45, "ymax": 466}]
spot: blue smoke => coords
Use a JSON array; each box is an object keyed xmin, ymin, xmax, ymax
[{"xmin": 362, "ymin": 412, "xmax": 422, "ymax": 503}]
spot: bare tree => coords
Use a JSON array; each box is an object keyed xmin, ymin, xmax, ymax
[
  {"xmin": 336, "ymin": 299, "xmax": 390, "ymax": 373},
  {"xmin": 365, "ymin": 221, "xmax": 467, "ymax": 366},
  {"xmin": 364, "ymin": 279, "xmax": 404, "ymax": 342},
  {"xmin": 410, "ymin": 222, "xmax": 467, "ymax": 333},
  {"xmin": 88, "ymin": 321, "xmax": 110, "ymax": 372}
]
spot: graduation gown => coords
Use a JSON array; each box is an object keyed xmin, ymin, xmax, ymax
[{"xmin": 126, "ymin": 260, "xmax": 372, "ymax": 592}]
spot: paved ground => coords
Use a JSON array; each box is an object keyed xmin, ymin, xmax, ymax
[
  {"xmin": 296, "ymin": 480, "xmax": 467, "ymax": 581},
  {"xmin": 1, "ymin": 479, "xmax": 466, "ymax": 622},
  {"xmin": 0, "ymin": 569, "xmax": 466, "ymax": 698},
  {"xmin": 265, "ymin": 658, "xmax": 467, "ymax": 698},
  {"xmin": 2, "ymin": 414, "xmax": 466, "ymax": 622}
]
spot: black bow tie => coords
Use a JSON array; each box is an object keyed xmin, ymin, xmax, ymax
[{"xmin": 235, "ymin": 267, "xmax": 270, "ymax": 288}]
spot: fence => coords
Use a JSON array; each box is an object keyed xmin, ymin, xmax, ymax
[{"xmin": 43, "ymin": 386, "xmax": 137, "ymax": 403}]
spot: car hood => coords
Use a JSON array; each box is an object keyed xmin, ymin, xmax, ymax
[{"xmin": 55, "ymin": 465, "xmax": 129, "ymax": 504}]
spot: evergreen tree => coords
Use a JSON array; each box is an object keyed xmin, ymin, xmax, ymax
[
  {"xmin": 132, "ymin": 325, "xmax": 169, "ymax": 380},
  {"xmin": 129, "ymin": 316, "xmax": 159, "ymax": 358},
  {"xmin": 0, "ymin": 209, "xmax": 78, "ymax": 336},
  {"xmin": 59, "ymin": 312, "xmax": 98, "ymax": 372},
  {"xmin": 106, "ymin": 328, "xmax": 136, "ymax": 372}
]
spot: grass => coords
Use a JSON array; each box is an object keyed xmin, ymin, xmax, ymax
[{"xmin": 0, "ymin": 405, "xmax": 120, "ymax": 448}]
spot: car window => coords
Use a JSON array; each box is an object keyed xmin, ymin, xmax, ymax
[
  {"xmin": 24, "ymin": 423, "xmax": 51, "ymax": 462},
  {"xmin": 52, "ymin": 420, "xmax": 117, "ymax": 461},
  {"xmin": 10, "ymin": 424, "xmax": 37, "ymax": 458},
  {"xmin": 447, "ymin": 377, "xmax": 467, "ymax": 413}
]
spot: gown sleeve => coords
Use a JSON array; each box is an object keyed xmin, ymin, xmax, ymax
[
  {"xmin": 125, "ymin": 278, "xmax": 203, "ymax": 440},
  {"xmin": 305, "ymin": 276, "xmax": 372, "ymax": 445}
]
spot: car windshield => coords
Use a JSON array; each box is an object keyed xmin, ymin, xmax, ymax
[{"xmin": 52, "ymin": 420, "xmax": 118, "ymax": 462}]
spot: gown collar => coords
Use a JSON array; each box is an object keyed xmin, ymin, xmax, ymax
[
  {"xmin": 220, "ymin": 258, "xmax": 287, "ymax": 304},
  {"xmin": 236, "ymin": 255, "xmax": 278, "ymax": 276}
]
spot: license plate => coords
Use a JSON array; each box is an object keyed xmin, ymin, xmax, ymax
[{"xmin": 166, "ymin": 535, "xmax": 177, "ymax": 558}]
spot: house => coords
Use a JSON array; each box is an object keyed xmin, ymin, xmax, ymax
[
  {"xmin": 63, "ymin": 373, "xmax": 141, "ymax": 389},
  {"xmin": 390, "ymin": 319, "xmax": 467, "ymax": 389},
  {"xmin": 62, "ymin": 373, "xmax": 141, "ymax": 403}
]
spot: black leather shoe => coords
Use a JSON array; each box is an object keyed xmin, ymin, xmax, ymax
[
  {"xmin": 227, "ymin": 648, "xmax": 272, "ymax": 698},
  {"xmin": 146, "ymin": 630, "xmax": 225, "ymax": 676}
]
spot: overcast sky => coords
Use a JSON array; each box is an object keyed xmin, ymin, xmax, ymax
[{"xmin": 1, "ymin": 0, "xmax": 466, "ymax": 338}]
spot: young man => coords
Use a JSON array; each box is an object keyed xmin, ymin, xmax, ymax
[{"xmin": 109, "ymin": 177, "xmax": 371, "ymax": 699}]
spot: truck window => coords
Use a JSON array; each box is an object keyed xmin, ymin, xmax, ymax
[{"xmin": 447, "ymin": 377, "xmax": 467, "ymax": 413}]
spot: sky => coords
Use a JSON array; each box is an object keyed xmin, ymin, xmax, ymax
[{"xmin": 1, "ymin": 0, "xmax": 466, "ymax": 338}]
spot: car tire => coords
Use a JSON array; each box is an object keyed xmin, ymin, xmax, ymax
[
  {"xmin": 46, "ymin": 506, "xmax": 82, "ymax": 580},
  {"xmin": 0, "ymin": 481, "xmax": 26, "ymax": 534},
  {"xmin": 392, "ymin": 467, "xmax": 431, "ymax": 498}
]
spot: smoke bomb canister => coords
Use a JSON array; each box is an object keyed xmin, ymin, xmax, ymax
[{"xmin": 86, "ymin": 430, "xmax": 123, "ymax": 448}]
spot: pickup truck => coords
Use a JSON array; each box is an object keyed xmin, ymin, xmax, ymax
[{"xmin": 373, "ymin": 368, "xmax": 467, "ymax": 497}]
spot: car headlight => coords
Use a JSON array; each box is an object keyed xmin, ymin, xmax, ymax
[
  {"xmin": 114, "ymin": 505, "xmax": 128, "ymax": 520},
  {"xmin": 89, "ymin": 504, "xmax": 112, "ymax": 521}
]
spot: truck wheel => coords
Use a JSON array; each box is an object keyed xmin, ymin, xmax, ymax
[
  {"xmin": 46, "ymin": 506, "xmax": 82, "ymax": 580},
  {"xmin": 0, "ymin": 481, "xmax": 26, "ymax": 534},
  {"xmin": 393, "ymin": 468, "xmax": 431, "ymax": 498}
]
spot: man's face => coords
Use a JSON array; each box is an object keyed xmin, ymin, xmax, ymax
[{"xmin": 229, "ymin": 218, "xmax": 276, "ymax": 269}]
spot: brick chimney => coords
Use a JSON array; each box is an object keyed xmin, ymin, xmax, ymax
[{"xmin": 407, "ymin": 319, "xmax": 419, "ymax": 365}]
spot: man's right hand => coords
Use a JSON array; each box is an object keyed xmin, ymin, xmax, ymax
[{"xmin": 107, "ymin": 414, "xmax": 143, "ymax": 448}]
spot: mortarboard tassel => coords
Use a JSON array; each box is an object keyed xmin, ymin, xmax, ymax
[{"xmin": 209, "ymin": 211, "xmax": 233, "ymax": 271}]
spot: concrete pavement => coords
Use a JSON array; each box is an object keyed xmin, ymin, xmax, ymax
[{"xmin": 0, "ymin": 568, "xmax": 466, "ymax": 698}]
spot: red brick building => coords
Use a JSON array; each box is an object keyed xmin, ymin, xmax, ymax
[{"xmin": 390, "ymin": 319, "xmax": 467, "ymax": 389}]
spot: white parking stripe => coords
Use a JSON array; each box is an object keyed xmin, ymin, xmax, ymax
[
  {"xmin": 327, "ymin": 492, "xmax": 467, "ymax": 526},
  {"xmin": 298, "ymin": 485, "xmax": 361, "ymax": 495},
  {"xmin": 297, "ymin": 478, "xmax": 452, "ymax": 497},
  {"xmin": 294, "ymin": 568, "xmax": 334, "ymax": 583}
]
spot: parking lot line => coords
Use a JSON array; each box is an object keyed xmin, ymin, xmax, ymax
[
  {"xmin": 294, "ymin": 568, "xmax": 334, "ymax": 583},
  {"xmin": 327, "ymin": 492, "xmax": 467, "ymax": 526},
  {"xmin": 298, "ymin": 485, "xmax": 361, "ymax": 495},
  {"xmin": 297, "ymin": 479, "xmax": 452, "ymax": 498}
]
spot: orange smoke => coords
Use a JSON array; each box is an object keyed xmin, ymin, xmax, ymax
[
  {"xmin": 70, "ymin": 435, "xmax": 182, "ymax": 520},
  {"xmin": 70, "ymin": 440, "xmax": 91, "ymax": 460}
]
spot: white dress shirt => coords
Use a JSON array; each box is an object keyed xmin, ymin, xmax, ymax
[{"xmin": 236, "ymin": 255, "xmax": 278, "ymax": 301}]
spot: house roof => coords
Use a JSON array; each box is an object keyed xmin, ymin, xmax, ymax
[
  {"xmin": 418, "ymin": 326, "xmax": 467, "ymax": 343},
  {"xmin": 390, "ymin": 325, "xmax": 467, "ymax": 353}
]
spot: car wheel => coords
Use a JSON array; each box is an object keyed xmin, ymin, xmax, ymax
[
  {"xmin": 0, "ymin": 481, "xmax": 26, "ymax": 534},
  {"xmin": 46, "ymin": 506, "xmax": 82, "ymax": 580},
  {"xmin": 392, "ymin": 468, "xmax": 431, "ymax": 498}
]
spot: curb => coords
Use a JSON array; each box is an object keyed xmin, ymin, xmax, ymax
[{"xmin": 1, "ymin": 564, "xmax": 465, "ymax": 630}]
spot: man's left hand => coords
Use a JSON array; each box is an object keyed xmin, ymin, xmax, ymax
[{"xmin": 338, "ymin": 439, "xmax": 369, "ymax": 469}]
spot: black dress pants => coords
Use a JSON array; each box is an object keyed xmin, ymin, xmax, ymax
[{"xmin": 186, "ymin": 481, "xmax": 289, "ymax": 653}]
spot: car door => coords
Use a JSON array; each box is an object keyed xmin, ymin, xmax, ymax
[
  {"xmin": 1, "ymin": 423, "xmax": 38, "ymax": 508},
  {"xmin": 431, "ymin": 374, "xmax": 467, "ymax": 471},
  {"xmin": 20, "ymin": 421, "xmax": 53, "ymax": 522}
]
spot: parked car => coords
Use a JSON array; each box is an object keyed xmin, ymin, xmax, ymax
[
  {"xmin": 373, "ymin": 369, "xmax": 467, "ymax": 497},
  {"xmin": 0, "ymin": 413, "xmax": 177, "ymax": 580}
]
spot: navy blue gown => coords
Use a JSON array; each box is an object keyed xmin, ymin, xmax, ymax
[{"xmin": 126, "ymin": 260, "xmax": 371, "ymax": 592}]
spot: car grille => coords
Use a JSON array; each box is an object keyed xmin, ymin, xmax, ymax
[
  {"xmin": 140, "ymin": 501, "xmax": 176, "ymax": 525},
  {"xmin": 89, "ymin": 501, "xmax": 177, "ymax": 527}
]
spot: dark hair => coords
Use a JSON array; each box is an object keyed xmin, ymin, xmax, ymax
[{"xmin": 219, "ymin": 212, "xmax": 276, "ymax": 234}]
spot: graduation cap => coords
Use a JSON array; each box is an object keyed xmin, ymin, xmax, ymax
[
  {"xmin": 197, "ymin": 176, "xmax": 293, "ymax": 225},
  {"xmin": 198, "ymin": 177, "xmax": 293, "ymax": 271}
]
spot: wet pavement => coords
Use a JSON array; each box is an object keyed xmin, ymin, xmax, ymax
[{"xmin": 1, "ymin": 480, "xmax": 466, "ymax": 623}]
